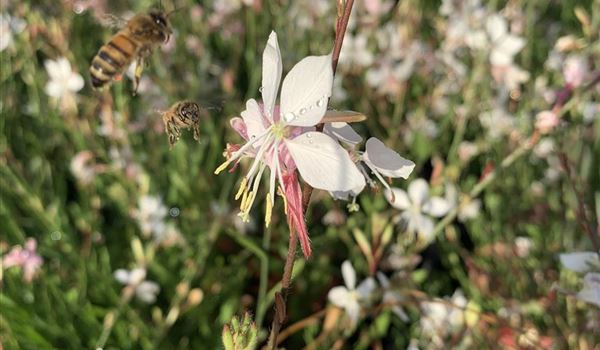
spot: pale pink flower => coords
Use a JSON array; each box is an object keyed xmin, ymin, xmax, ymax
[
  {"xmin": 216, "ymin": 31, "xmax": 364, "ymax": 257},
  {"xmin": 44, "ymin": 57, "xmax": 84, "ymax": 111},
  {"xmin": 114, "ymin": 268, "xmax": 160, "ymax": 303},
  {"xmin": 2, "ymin": 238, "xmax": 43, "ymax": 282},
  {"xmin": 485, "ymin": 14, "xmax": 526, "ymax": 66},
  {"xmin": 563, "ymin": 55, "xmax": 588, "ymax": 88},
  {"xmin": 535, "ymin": 110, "xmax": 559, "ymax": 134}
]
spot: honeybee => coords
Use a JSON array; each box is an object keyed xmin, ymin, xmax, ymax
[
  {"xmin": 90, "ymin": 9, "xmax": 172, "ymax": 94},
  {"xmin": 159, "ymin": 101, "xmax": 202, "ymax": 147}
]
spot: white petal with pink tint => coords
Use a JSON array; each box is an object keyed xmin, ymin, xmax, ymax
[
  {"xmin": 363, "ymin": 137, "xmax": 415, "ymax": 178},
  {"xmin": 280, "ymin": 54, "xmax": 333, "ymax": 127},
  {"xmin": 285, "ymin": 132, "xmax": 365, "ymax": 192},
  {"xmin": 261, "ymin": 31, "xmax": 282, "ymax": 118},
  {"xmin": 408, "ymin": 179, "xmax": 429, "ymax": 207},
  {"xmin": 240, "ymin": 99, "xmax": 267, "ymax": 142}
]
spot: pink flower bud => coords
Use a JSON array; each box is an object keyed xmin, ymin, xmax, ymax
[{"xmin": 535, "ymin": 111, "xmax": 559, "ymax": 134}]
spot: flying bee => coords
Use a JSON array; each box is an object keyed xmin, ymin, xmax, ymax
[
  {"xmin": 90, "ymin": 9, "xmax": 173, "ymax": 94},
  {"xmin": 159, "ymin": 100, "xmax": 202, "ymax": 148}
]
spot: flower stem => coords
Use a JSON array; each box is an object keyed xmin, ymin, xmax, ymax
[{"xmin": 266, "ymin": 1, "xmax": 355, "ymax": 348}]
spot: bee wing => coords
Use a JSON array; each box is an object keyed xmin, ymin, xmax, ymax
[
  {"xmin": 98, "ymin": 14, "xmax": 128, "ymax": 29},
  {"xmin": 320, "ymin": 110, "xmax": 367, "ymax": 124}
]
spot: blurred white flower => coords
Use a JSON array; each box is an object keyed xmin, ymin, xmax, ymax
[
  {"xmin": 535, "ymin": 110, "xmax": 559, "ymax": 134},
  {"xmin": 114, "ymin": 268, "xmax": 160, "ymax": 303},
  {"xmin": 533, "ymin": 138, "xmax": 555, "ymax": 158},
  {"xmin": 560, "ymin": 252, "xmax": 600, "ymax": 273},
  {"xmin": 579, "ymin": 102, "xmax": 599, "ymax": 123},
  {"xmin": 339, "ymin": 33, "xmax": 374, "ymax": 68},
  {"xmin": 70, "ymin": 151, "xmax": 98, "ymax": 185},
  {"xmin": 514, "ymin": 237, "xmax": 533, "ymax": 258},
  {"xmin": 328, "ymin": 260, "xmax": 376, "ymax": 324},
  {"xmin": 457, "ymin": 141, "xmax": 479, "ymax": 163},
  {"xmin": 445, "ymin": 183, "xmax": 480, "ymax": 222},
  {"xmin": 479, "ymin": 107, "xmax": 514, "ymax": 139},
  {"xmin": 376, "ymin": 272, "xmax": 409, "ymax": 322},
  {"xmin": 563, "ymin": 55, "xmax": 588, "ymax": 88},
  {"xmin": 0, "ymin": 13, "xmax": 25, "ymax": 52},
  {"xmin": 385, "ymin": 179, "xmax": 451, "ymax": 242},
  {"xmin": 134, "ymin": 195, "xmax": 168, "ymax": 238},
  {"xmin": 420, "ymin": 290, "xmax": 467, "ymax": 345},
  {"xmin": 44, "ymin": 57, "xmax": 84, "ymax": 110},
  {"xmin": 485, "ymin": 14, "xmax": 525, "ymax": 66}
]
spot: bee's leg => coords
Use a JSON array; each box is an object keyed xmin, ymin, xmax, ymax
[
  {"xmin": 192, "ymin": 123, "xmax": 200, "ymax": 141},
  {"xmin": 133, "ymin": 56, "xmax": 145, "ymax": 96},
  {"xmin": 165, "ymin": 120, "xmax": 181, "ymax": 148}
]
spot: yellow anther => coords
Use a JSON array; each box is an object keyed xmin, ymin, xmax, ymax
[
  {"xmin": 265, "ymin": 196, "xmax": 273, "ymax": 227},
  {"xmin": 214, "ymin": 161, "xmax": 231, "ymax": 175},
  {"xmin": 235, "ymin": 177, "xmax": 248, "ymax": 200}
]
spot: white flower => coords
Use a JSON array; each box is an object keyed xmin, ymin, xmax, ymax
[
  {"xmin": 339, "ymin": 33, "xmax": 374, "ymax": 68},
  {"xmin": 114, "ymin": 268, "xmax": 160, "ymax": 303},
  {"xmin": 385, "ymin": 179, "xmax": 451, "ymax": 242},
  {"xmin": 70, "ymin": 151, "xmax": 97, "ymax": 184},
  {"xmin": 485, "ymin": 14, "xmax": 525, "ymax": 66},
  {"xmin": 328, "ymin": 260, "xmax": 376, "ymax": 324},
  {"xmin": 535, "ymin": 110, "xmax": 559, "ymax": 134},
  {"xmin": 216, "ymin": 31, "xmax": 365, "ymax": 225},
  {"xmin": 445, "ymin": 183, "xmax": 480, "ymax": 222},
  {"xmin": 514, "ymin": 237, "xmax": 533, "ymax": 257},
  {"xmin": 44, "ymin": 57, "xmax": 84, "ymax": 100},
  {"xmin": 134, "ymin": 195, "xmax": 168, "ymax": 238},
  {"xmin": 560, "ymin": 252, "xmax": 600, "ymax": 273},
  {"xmin": 420, "ymin": 290, "xmax": 467, "ymax": 343},
  {"xmin": 377, "ymin": 272, "xmax": 409, "ymax": 322},
  {"xmin": 479, "ymin": 107, "xmax": 514, "ymax": 139},
  {"xmin": 0, "ymin": 14, "xmax": 13, "ymax": 52}
]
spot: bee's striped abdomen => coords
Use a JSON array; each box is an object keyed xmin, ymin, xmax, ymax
[{"xmin": 90, "ymin": 33, "xmax": 138, "ymax": 89}]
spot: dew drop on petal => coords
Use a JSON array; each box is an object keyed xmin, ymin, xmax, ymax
[
  {"xmin": 300, "ymin": 108, "xmax": 307, "ymax": 115},
  {"xmin": 259, "ymin": 86, "xmax": 264, "ymax": 92},
  {"xmin": 284, "ymin": 112, "xmax": 296, "ymax": 122},
  {"xmin": 316, "ymin": 98, "xmax": 325, "ymax": 107},
  {"xmin": 306, "ymin": 133, "xmax": 312, "ymax": 138}
]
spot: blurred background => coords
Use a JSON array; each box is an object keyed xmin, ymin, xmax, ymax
[{"xmin": 1, "ymin": 0, "xmax": 599, "ymax": 348}]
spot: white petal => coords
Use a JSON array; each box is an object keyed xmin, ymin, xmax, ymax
[
  {"xmin": 422, "ymin": 197, "xmax": 451, "ymax": 217},
  {"xmin": 560, "ymin": 252, "xmax": 600, "ymax": 273},
  {"xmin": 45, "ymin": 81, "xmax": 64, "ymax": 98},
  {"xmin": 129, "ymin": 268, "xmax": 147, "ymax": 285},
  {"xmin": 416, "ymin": 215, "xmax": 435, "ymax": 242},
  {"xmin": 240, "ymin": 99, "xmax": 267, "ymax": 142},
  {"xmin": 285, "ymin": 132, "xmax": 365, "ymax": 192},
  {"xmin": 330, "ymin": 182, "xmax": 366, "ymax": 200},
  {"xmin": 113, "ymin": 269, "xmax": 130, "ymax": 284},
  {"xmin": 376, "ymin": 271, "xmax": 390, "ymax": 288},
  {"xmin": 328, "ymin": 286, "xmax": 352, "ymax": 307},
  {"xmin": 577, "ymin": 273, "xmax": 600, "ymax": 306},
  {"xmin": 261, "ymin": 31, "xmax": 282, "ymax": 118},
  {"xmin": 486, "ymin": 14, "xmax": 507, "ymax": 42},
  {"xmin": 496, "ymin": 35, "xmax": 526, "ymax": 57},
  {"xmin": 341, "ymin": 260, "xmax": 357, "ymax": 290},
  {"xmin": 280, "ymin": 54, "xmax": 333, "ymax": 127},
  {"xmin": 345, "ymin": 300, "xmax": 361, "ymax": 323},
  {"xmin": 363, "ymin": 138, "xmax": 415, "ymax": 178},
  {"xmin": 67, "ymin": 74, "xmax": 84, "ymax": 92},
  {"xmin": 324, "ymin": 122, "xmax": 362, "ymax": 145},
  {"xmin": 356, "ymin": 277, "xmax": 376, "ymax": 298},
  {"xmin": 384, "ymin": 188, "xmax": 411, "ymax": 210},
  {"xmin": 490, "ymin": 49, "xmax": 512, "ymax": 66},
  {"xmin": 408, "ymin": 179, "xmax": 429, "ymax": 207},
  {"xmin": 44, "ymin": 59, "xmax": 60, "ymax": 78}
]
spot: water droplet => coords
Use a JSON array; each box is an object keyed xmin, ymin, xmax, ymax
[
  {"xmin": 251, "ymin": 135, "xmax": 256, "ymax": 139},
  {"xmin": 51, "ymin": 231, "xmax": 62, "ymax": 240},
  {"xmin": 169, "ymin": 207, "xmax": 180, "ymax": 217},
  {"xmin": 308, "ymin": 140, "xmax": 314, "ymax": 144},
  {"xmin": 316, "ymin": 99, "xmax": 325, "ymax": 107},
  {"xmin": 306, "ymin": 133, "xmax": 312, "ymax": 138},
  {"xmin": 299, "ymin": 108, "xmax": 307, "ymax": 115},
  {"xmin": 283, "ymin": 112, "xmax": 296, "ymax": 122},
  {"xmin": 259, "ymin": 86, "xmax": 264, "ymax": 92}
]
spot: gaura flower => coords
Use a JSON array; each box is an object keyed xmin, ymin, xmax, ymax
[
  {"xmin": 485, "ymin": 14, "xmax": 526, "ymax": 67},
  {"xmin": 216, "ymin": 31, "xmax": 365, "ymax": 257},
  {"xmin": 327, "ymin": 260, "xmax": 376, "ymax": 324},
  {"xmin": 2, "ymin": 238, "xmax": 43, "ymax": 282},
  {"xmin": 44, "ymin": 57, "xmax": 84, "ymax": 110},
  {"xmin": 114, "ymin": 267, "xmax": 160, "ymax": 303},
  {"xmin": 385, "ymin": 179, "xmax": 451, "ymax": 243}
]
